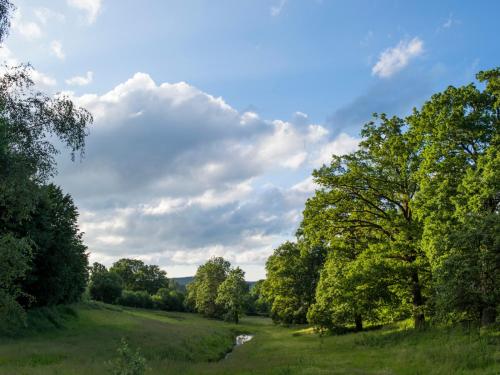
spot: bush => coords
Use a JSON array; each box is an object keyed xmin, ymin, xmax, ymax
[
  {"xmin": 117, "ymin": 290, "xmax": 153, "ymax": 309},
  {"xmin": 109, "ymin": 338, "xmax": 146, "ymax": 375},
  {"xmin": 89, "ymin": 272, "xmax": 123, "ymax": 304},
  {"xmin": 152, "ymin": 288, "xmax": 185, "ymax": 311},
  {"xmin": 0, "ymin": 291, "xmax": 27, "ymax": 336}
]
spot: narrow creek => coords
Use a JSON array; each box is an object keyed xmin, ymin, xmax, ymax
[{"xmin": 224, "ymin": 334, "xmax": 254, "ymax": 359}]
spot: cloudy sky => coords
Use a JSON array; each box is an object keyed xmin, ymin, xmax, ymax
[{"xmin": 2, "ymin": 0, "xmax": 499, "ymax": 279}]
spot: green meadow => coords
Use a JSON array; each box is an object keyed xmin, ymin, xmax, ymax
[{"xmin": 0, "ymin": 303, "xmax": 498, "ymax": 375}]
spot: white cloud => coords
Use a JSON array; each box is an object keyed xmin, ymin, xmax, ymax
[
  {"xmin": 12, "ymin": 10, "xmax": 42, "ymax": 40},
  {"xmin": 50, "ymin": 40, "xmax": 66, "ymax": 60},
  {"xmin": 66, "ymin": 71, "xmax": 94, "ymax": 86},
  {"xmin": 372, "ymin": 37, "xmax": 424, "ymax": 78},
  {"xmin": 55, "ymin": 73, "xmax": 360, "ymax": 279},
  {"xmin": 67, "ymin": 0, "xmax": 102, "ymax": 24},
  {"xmin": 314, "ymin": 132, "xmax": 359, "ymax": 166},
  {"xmin": 0, "ymin": 45, "xmax": 17, "ymax": 66},
  {"xmin": 0, "ymin": 46, "xmax": 56, "ymax": 88},
  {"xmin": 291, "ymin": 176, "xmax": 318, "ymax": 194},
  {"xmin": 271, "ymin": 0, "xmax": 287, "ymax": 16},
  {"xmin": 30, "ymin": 69, "xmax": 57, "ymax": 87},
  {"xmin": 34, "ymin": 7, "xmax": 65, "ymax": 24},
  {"xmin": 96, "ymin": 235, "xmax": 125, "ymax": 245}
]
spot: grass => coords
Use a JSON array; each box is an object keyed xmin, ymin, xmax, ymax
[{"xmin": 0, "ymin": 303, "xmax": 498, "ymax": 374}]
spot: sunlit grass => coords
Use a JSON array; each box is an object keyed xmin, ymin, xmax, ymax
[{"xmin": 0, "ymin": 303, "xmax": 498, "ymax": 374}]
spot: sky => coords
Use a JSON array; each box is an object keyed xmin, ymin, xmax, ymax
[{"xmin": 2, "ymin": 0, "xmax": 499, "ymax": 280}]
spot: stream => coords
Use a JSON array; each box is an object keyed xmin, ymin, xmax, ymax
[{"xmin": 224, "ymin": 334, "xmax": 254, "ymax": 359}]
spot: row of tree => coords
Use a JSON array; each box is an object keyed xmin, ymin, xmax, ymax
[
  {"xmin": 88, "ymin": 259, "xmax": 185, "ymax": 312},
  {"xmin": 88, "ymin": 256, "xmax": 262, "ymax": 324},
  {"xmin": 260, "ymin": 68, "xmax": 500, "ymax": 331}
]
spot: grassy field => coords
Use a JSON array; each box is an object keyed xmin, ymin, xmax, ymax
[{"xmin": 0, "ymin": 303, "xmax": 498, "ymax": 375}]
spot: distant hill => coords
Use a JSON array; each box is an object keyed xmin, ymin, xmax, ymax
[{"xmin": 171, "ymin": 276, "xmax": 257, "ymax": 288}]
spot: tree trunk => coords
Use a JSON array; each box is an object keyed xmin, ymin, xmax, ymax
[
  {"xmin": 354, "ymin": 314, "xmax": 363, "ymax": 331},
  {"xmin": 411, "ymin": 270, "xmax": 425, "ymax": 329},
  {"xmin": 481, "ymin": 306, "xmax": 496, "ymax": 326}
]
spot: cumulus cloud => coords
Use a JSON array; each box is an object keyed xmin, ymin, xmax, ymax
[
  {"xmin": 50, "ymin": 40, "xmax": 65, "ymax": 60},
  {"xmin": 55, "ymin": 73, "xmax": 358, "ymax": 278},
  {"xmin": 66, "ymin": 71, "xmax": 93, "ymax": 86},
  {"xmin": 67, "ymin": 0, "xmax": 102, "ymax": 24},
  {"xmin": 372, "ymin": 37, "xmax": 424, "ymax": 78}
]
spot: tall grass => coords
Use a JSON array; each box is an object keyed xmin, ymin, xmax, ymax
[{"xmin": 0, "ymin": 304, "xmax": 498, "ymax": 374}]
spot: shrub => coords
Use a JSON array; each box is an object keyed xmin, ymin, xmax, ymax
[
  {"xmin": 109, "ymin": 338, "xmax": 146, "ymax": 375},
  {"xmin": 89, "ymin": 272, "xmax": 123, "ymax": 304},
  {"xmin": 152, "ymin": 288, "xmax": 185, "ymax": 311},
  {"xmin": 117, "ymin": 290, "xmax": 153, "ymax": 309}
]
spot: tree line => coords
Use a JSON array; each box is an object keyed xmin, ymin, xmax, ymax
[
  {"xmin": 88, "ymin": 256, "xmax": 260, "ymax": 324},
  {"xmin": 88, "ymin": 259, "xmax": 184, "ymax": 312},
  {"xmin": 258, "ymin": 68, "xmax": 500, "ymax": 331},
  {"xmin": 0, "ymin": 0, "xmax": 93, "ymax": 335}
]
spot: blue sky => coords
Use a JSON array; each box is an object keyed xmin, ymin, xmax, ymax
[{"xmin": 3, "ymin": 0, "xmax": 499, "ymax": 279}]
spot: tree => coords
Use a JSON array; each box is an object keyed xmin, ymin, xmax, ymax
[
  {"xmin": 152, "ymin": 288, "xmax": 185, "ymax": 311},
  {"xmin": 0, "ymin": 1, "xmax": 92, "ymax": 327},
  {"xmin": 302, "ymin": 115, "xmax": 429, "ymax": 329},
  {"xmin": 263, "ymin": 241, "xmax": 326, "ymax": 324},
  {"xmin": 0, "ymin": 0, "xmax": 14, "ymax": 43},
  {"xmin": 20, "ymin": 185, "xmax": 88, "ymax": 306},
  {"xmin": 110, "ymin": 259, "xmax": 168, "ymax": 295},
  {"xmin": 90, "ymin": 262, "xmax": 108, "ymax": 277},
  {"xmin": 186, "ymin": 257, "xmax": 230, "ymax": 318},
  {"xmin": 89, "ymin": 263, "xmax": 123, "ymax": 304},
  {"xmin": 0, "ymin": 234, "xmax": 31, "ymax": 334},
  {"xmin": 246, "ymin": 280, "xmax": 270, "ymax": 316},
  {"xmin": 216, "ymin": 267, "xmax": 248, "ymax": 323},
  {"xmin": 117, "ymin": 290, "xmax": 153, "ymax": 309},
  {"xmin": 308, "ymin": 235, "xmax": 397, "ymax": 331},
  {"xmin": 408, "ymin": 68, "xmax": 500, "ymax": 325}
]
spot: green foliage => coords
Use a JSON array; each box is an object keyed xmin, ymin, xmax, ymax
[
  {"xmin": 186, "ymin": 257, "xmax": 231, "ymax": 318},
  {"xmin": 246, "ymin": 280, "xmax": 270, "ymax": 316},
  {"xmin": 109, "ymin": 338, "xmax": 146, "ymax": 375},
  {"xmin": 263, "ymin": 241, "xmax": 326, "ymax": 324},
  {"xmin": 117, "ymin": 290, "xmax": 153, "ymax": 309},
  {"xmin": 20, "ymin": 184, "xmax": 88, "ymax": 307},
  {"xmin": 0, "ymin": 65, "xmax": 92, "ymax": 181},
  {"xmin": 308, "ymin": 244, "xmax": 398, "ymax": 331},
  {"xmin": 89, "ymin": 264, "xmax": 123, "ymax": 304},
  {"xmin": 434, "ymin": 214, "xmax": 500, "ymax": 324},
  {"xmin": 185, "ymin": 257, "xmax": 251, "ymax": 321},
  {"xmin": 270, "ymin": 68, "xmax": 500, "ymax": 331},
  {"xmin": 302, "ymin": 114, "xmax": 429, "ymax": 329},
  {"xmin": 152, "ymin": 288, "xmax": 185, "ymax": 311},
  {"xmin": 216, "ymin": 267, "xmax": 248, "ymax": 323},
  {"xmin": 0, "ymin": 6, "xmax": 92, "ymax": 334},
  {"xmin": 0, "ymin": 234, "xmax": 31, "ymax": 334},
  {"xmin": 110, "ymin": 258, "xmax": 168, "ymax": 295},
  {"xmin": 407, "ymin": 68, "xmax": 500, "ymax": 325}
]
